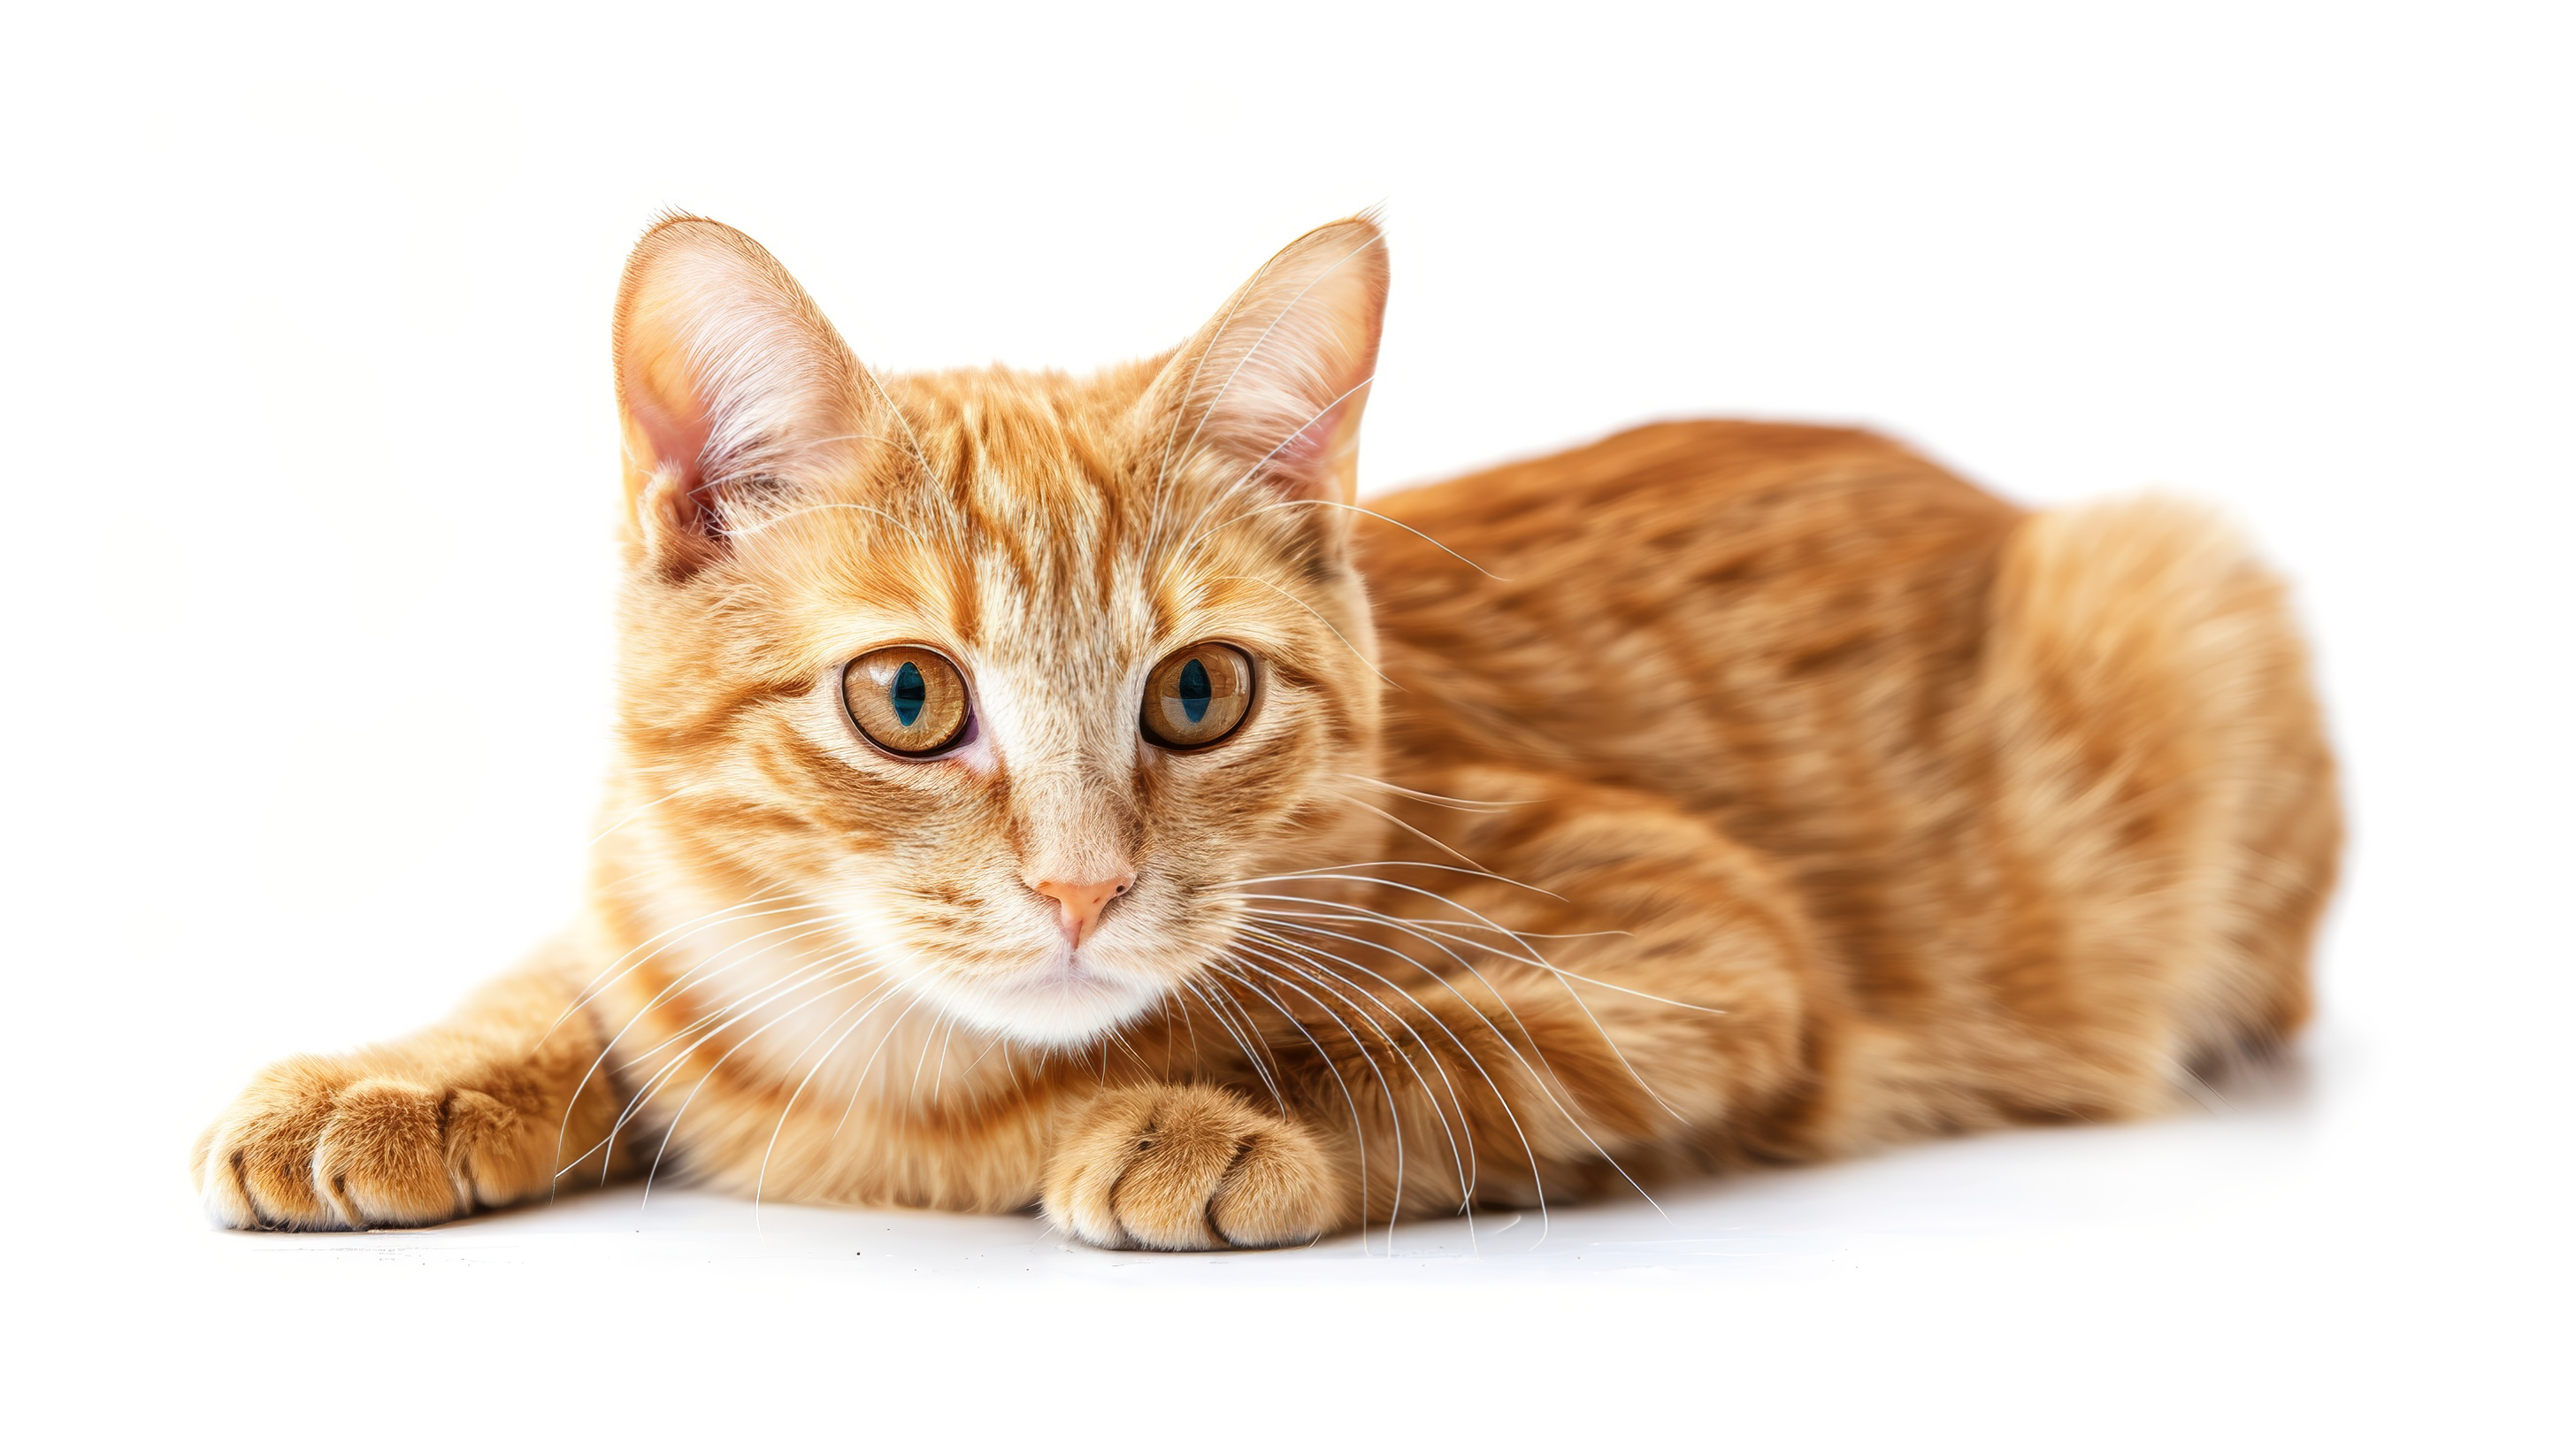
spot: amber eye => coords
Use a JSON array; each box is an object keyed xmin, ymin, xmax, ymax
[
  {"xmin": 1140, "ymin": 642, "xmax": 1255, "ymax": 749},
  {"xmin": 842, "ymin": 646, "xmax": 972, "ymax": 757}
]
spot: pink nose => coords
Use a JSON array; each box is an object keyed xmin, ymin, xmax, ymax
[{"xmin": 1030, "ymin": 875, "xmax": 1134, "ymax": 949}]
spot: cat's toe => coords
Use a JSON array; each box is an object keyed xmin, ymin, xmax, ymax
[
  {"xmin": 193, "ymin": 1064, "xmax": 515, "ymax": 1231},
  {"xmin": 196, "ymin": 1061, "xmax": 345, "ymax": 1229},
  {"xmin": 1040, "ymin": 1085, "xmax": 1345, "ymax": 1250}
]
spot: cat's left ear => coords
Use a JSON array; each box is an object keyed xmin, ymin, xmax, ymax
[
  {"xmin": 1142, "ymin": 214, "xmax": 1389, "ymax": 512},
  {"xmin": 613, "ymin": 214, "xmax": 876, "ymax": 576}
]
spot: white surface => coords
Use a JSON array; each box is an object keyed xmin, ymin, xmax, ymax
[{"xmin": 4, "ymin": 3, "xmax": 2569, "ymax": 1438}]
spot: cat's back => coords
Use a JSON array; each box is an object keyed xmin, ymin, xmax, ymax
[
  {"xmin": 1361, "ymin": 419, "xmax": 2021, "ymax": 831},
  {"xmin": 1363, "ymin": 419, "xmax": 2334, "ymax": 1120}
]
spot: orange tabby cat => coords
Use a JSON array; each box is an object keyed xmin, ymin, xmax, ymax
[{"xmin": 193, "ymin": 214, "xmax": 2340, "ymax": 1247}]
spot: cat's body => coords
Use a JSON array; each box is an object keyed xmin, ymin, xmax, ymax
[{"xmin": 195, "ymin": 217, "xmax": 2338, "ymax": 1246}]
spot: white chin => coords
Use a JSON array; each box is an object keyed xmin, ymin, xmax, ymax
[{"xmin": 931, "ymin": 964, "xmax": 1165, "ymax": 1048}]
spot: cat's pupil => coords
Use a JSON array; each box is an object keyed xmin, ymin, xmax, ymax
[
  {"xmin": 891, "ymin": 662, "xmax": 926, "ymax": 726},
  {"xmin": 1178, "ymin": 658, "xmax": 1211, "ymax": 723}
]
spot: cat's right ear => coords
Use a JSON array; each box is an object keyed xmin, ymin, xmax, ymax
[
  {"xmin": 612, "ymin": 215, "xmax": 873, "ymax": 577},
  {"xmin": 1138, "ymin": 215, "xmax": 1388, "ymax": 518}
]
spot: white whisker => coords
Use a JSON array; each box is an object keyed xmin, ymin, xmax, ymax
[
  {"xmin": 1230, "ymin": 937, "xmax": 1475, "ymax": 1216},
  {"xmin": 1211, "ymin": 959, "xmax": 1388, "ymax": 1254},
  {"xmin": 1333, "ymin": 774, "xmax": 1530, "ymax": 811},
  {"xmin": 1233, "ymin": 926, "xmax": 1481, "ymax": 1197},
  {"xmin": 1236, "ymin": 890, "xmax": 1698, "ymax": 1129}
]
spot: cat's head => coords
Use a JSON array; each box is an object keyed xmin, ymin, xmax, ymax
[{"xmin": 605, "ymin": 215, "xmax": 1390, "ymax": 1048}]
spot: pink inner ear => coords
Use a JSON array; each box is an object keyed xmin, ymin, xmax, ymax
[
  {"xmin": 1255, "ymin": 390, "xmax": 1361, "ymax": 502},
  {"xmin": 1280, "ymin": 401, "xmax": 1338, "ymax": 465},
  {"xmin": 628, "ymin": 383, "xmax": 711, "ymax": 496}
]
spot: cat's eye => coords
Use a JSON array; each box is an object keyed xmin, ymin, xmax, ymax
[
  {"xmin": 1140, "ymin": 642, "xmax": 1255, "ymax": 750},
  {"xmin": 842, "ymin": 646, "xmax": 972, "ymax": 757}
]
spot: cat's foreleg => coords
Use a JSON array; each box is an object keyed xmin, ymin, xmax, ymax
[
  {"xmin": 192, "ymin": 941, "xmax": 628, "ymax": 1230},
  {"xmin": 1246, "ymin": 773, "xmax": 1828, "ymax": 1225}
]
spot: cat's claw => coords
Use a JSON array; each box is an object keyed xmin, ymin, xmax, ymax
[
  {"xmin": 192, "ymin": 1060, "xmax": 528, "ymax": 1231},
  {"xmin": 1040, "ymin": 1085, "xmax": 1344, "ymax": 1250}
]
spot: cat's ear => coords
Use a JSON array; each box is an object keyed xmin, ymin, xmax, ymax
[
  {"xmin": 1144, "ymin": 215, "xmax": 1389, "ymax": 511},
  {"xmin": 613, "ymin": 215, "xmax": 873, "ymax": 574}
]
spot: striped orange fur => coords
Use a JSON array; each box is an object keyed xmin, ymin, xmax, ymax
[{"xmin": 194, "ymin": 214, "xmax": 2339, "ymax": 1247}]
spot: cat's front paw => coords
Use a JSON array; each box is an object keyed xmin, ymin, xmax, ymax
[
  {"xmin": 1040, "ymin": 1085, "xmax": 1346, "ymax": 1250},
  {"xmin": 191, "ymin": 1057, "xmax": 539, "ymax": 1231}
]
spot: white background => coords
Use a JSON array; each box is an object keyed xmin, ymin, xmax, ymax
[{"xmin": 4, "ymin": 3, "xmax": 2569, "ymax": 1438}]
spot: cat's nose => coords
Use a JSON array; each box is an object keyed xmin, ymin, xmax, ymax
[{"xmin": 1029, "ymin": 874, "xmax": 1135, "ymax": 949}]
